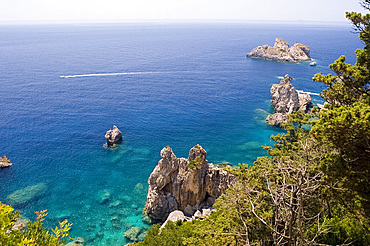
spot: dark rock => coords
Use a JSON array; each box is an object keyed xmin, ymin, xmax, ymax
[{"xmin": 104, "ymin": 125, "xmax": 122, "ymax": 147}]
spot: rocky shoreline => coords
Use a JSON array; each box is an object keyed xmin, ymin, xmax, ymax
[{"xmin": 247, "ymin": 38, "xmax": 311, "ymax": 63}]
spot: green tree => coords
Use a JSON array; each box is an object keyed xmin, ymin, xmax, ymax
[
  {"xmin": 0, "ymin": 202, "xmax": 72, "ymax": 246},
  {"xmin": 311, "ymin": 1, "xmax": 370, "ymax": 226}
]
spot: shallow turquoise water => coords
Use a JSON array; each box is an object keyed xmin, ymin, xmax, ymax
[{"xmin": 0, "ymin": 22, "xmax": 361, "ymax": 244}]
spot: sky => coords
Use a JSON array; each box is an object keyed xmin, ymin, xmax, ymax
[{"xmin": 0, "ymin": 0, "xmax": 367, "ymax": 24}]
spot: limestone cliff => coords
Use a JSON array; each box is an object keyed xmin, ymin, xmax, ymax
[
  {"xmin": 247, "ymin": 38, "xmax": 311, "ymax": 63},
  {"xmin": 144, "ymin": 145, "xmax": 237, "ymax": 222},
  {"xmin": 266, "ymin": 75, "xmax": 312, "ymax": 126}
]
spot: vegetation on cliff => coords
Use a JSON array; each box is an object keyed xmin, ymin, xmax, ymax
[{"xmin": 131, "ymin": 2, "xmax": 370, "ymax": 246}]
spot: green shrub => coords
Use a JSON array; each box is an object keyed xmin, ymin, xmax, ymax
[{"xmin": 0, "ymin": 201, "xmax": 72, "ymax": 246}]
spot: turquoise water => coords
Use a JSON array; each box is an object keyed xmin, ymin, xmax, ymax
[{"xmin": 0, "ymin": 22, "xmax": 361, "ymax": 245}]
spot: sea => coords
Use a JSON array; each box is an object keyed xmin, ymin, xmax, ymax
[{"xmin": 0, "ymin": 22, "xmax": 361, "ymax": 245}]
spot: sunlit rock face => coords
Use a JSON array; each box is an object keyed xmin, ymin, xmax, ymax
[
  {"xmin": 266, "ymin": 74, "xmax": 312, "ymax": 126},
  {"xmin": 144, "ymin": 145, "xmax": 237, "ymax": 222},
  {"xmin": 0, "ymin": 155, "xmax": 12, "ymax": 168},
  {"xmin": 247, "ymin": 38, "xmax": 311, "ymax": 63}
]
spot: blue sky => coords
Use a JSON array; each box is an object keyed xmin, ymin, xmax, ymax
[{"xmin": 0, "ymin": 0, "xmax": 366, "ymax": 23}]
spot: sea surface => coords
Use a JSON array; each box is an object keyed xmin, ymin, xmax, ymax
[{"xmin": 0, "ymin": 22, "xmax": 361, "ymax": 245}]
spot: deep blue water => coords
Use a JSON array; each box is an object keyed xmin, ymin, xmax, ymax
[{"xmin": 0, "ymin": 22, "xmax": 361, "ymax": 245}]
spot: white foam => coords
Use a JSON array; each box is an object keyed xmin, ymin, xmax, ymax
[
  {"xmin": 60, "ymin": 71, "xmax": 168, "ymax": 78},
  {"xmin": 297, "ymin": 90, "xmax": 320, "ymax": 96}
]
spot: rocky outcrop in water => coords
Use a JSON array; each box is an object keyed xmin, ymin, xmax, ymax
[
  {"xmin": 266, "ymin": 75, "xmax": 312, "ymax": 126},
  {"xmin": 105, "ymin": 125, "xmax": 122, "ymax": 147},
  {"xmin": 0, "ymin": 155, "xmax": 12, "ymax": 168},
  {"xmin": 144, "ymin": 145, "xmax": 237, "ymax": 222},
  {"xmin": 247, "ymin": 38, "xmax": 311, "ymax": 63}
]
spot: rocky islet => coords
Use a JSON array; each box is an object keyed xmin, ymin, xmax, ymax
[
  {"xmin": 0, "ymin": 155, "xmax": 12, "ymax": 168},
  {"xmin": 105, "ymin": 125, "xmax": 123, "ymax": 147},
  {"xmin": 266, "ymin": 74, "xmax": 313, "ymax": 126},
  {"xmin": 247, "ymin": 38, "xmax": 311, "ymax": 63}
]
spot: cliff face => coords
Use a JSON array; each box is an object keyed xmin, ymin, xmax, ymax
[
  {"xmin": 266, "ymin": 75, "xmax": 312, "ymax": 126},
  {"xmin": 247, "ymin": 38, "xmax": 311, "ymax": 63},
  {"xmin": 144, "ymin": 145, "xmax": 237, "ymax": 222}
]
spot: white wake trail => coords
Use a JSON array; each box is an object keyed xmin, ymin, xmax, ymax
[
  {"xmin": 60, "ymin": 71, "xmax": 168, "ymax": 78},
  {"xmin": 297, "ymin": 90, "xmax": 320, "ymax": 96}
]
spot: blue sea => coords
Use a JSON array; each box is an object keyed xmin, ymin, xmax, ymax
[{"xmin": 0, "ymin": 22, "xmax": 361, "ymax": 245}]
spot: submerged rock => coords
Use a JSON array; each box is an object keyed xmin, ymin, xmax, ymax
[
  {"xmin": 7, "ymin": 183, "xmax": 47, "ymax": 206},
  {"xmin": 247, "ymin": 38, "xmax": 311, "ymax": 63},
  {"xmin": 144, "ymin": 145, "xmax": 237, "ymax": 222},
  {"xmin": 0, "ymin": 155, "xmax": 12, "ymax": 168},
  {"xmin": 104, "ymin": 125, "xmax": 122, "ymax": 147},
  {"xmin": 53, "ymin": 210, "xmax": 72, "ymax": 220},
  {"xmin": 266, "ymin": 75, "xmax": 312, "ymax": 126},
  {"xmin": 96, "ymin": 189, "xmax": 112, "ymax": 204},
  {"xmin": 65, "ymin": 237, "xmax": 84, "ymax": 246},
  {"xmin": 124, "ymin": 226, "xmax": 147, "ymax": 242}
]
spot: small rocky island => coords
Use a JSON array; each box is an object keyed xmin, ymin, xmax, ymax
[
  {"xmin": 247, "ymin": 38, "xmax": 311, "ymax": 63},
  {"xmin": 105, "ymin": 125, "xmax": 122, "ymax": 147},
  {"xmin": 144, "ymin": 145, "xmax": 237, "ymax": 222},
  {"xmin": 266, "ymin": 74, "xmax": 312, "ymax": 126},
  {"xmin": 0, "ymin": 155, "xmax": 12, "ymax": 168}
]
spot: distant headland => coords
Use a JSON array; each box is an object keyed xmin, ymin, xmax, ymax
[{"xmin": 247, "ymin": 38, "xmax": 311, "ymax": 63}]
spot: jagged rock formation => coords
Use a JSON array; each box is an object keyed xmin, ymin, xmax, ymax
[
  {"xmin": 266, "ymin": 75, "xmax": 312, "ymax": 126},
  {"xmin": 247, "ymin": 38, "xmax": 311, "ymax": 63},
  {"xmin": 144, "ymin": 145, "xmax": 237, "ymax": 222},
  {"xmin": 104, "ymin": 125, "xmax": 122, "ymax": 147},
  {"xmin": 0, "ymin": 155, "xmax": 12, "ymax": 168}
]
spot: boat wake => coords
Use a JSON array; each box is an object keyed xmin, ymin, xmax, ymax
[
  {"xmin": 297, "ymin": 90, "xmax": 320, "ymax": 96},
  {"xmin": 60, "ymin": 71, "xmax": 171, "ymax": 78}
]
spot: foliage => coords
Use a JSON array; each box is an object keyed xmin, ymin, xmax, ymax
[
  {"xmin": 188, "ymin": 156, "xmax": 203, "ymax": 169},
  {"xmin": 0, "ymin": 202, "xmax": 72, "ymax": 246},
  {"xmin": 311, "ymin": 2, "xmax": 370, "ymax": 233}
]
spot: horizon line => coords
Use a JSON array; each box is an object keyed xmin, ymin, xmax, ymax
[{"xmin": 0, "ymin": 19, "xmax": 351, "ymax": 26}]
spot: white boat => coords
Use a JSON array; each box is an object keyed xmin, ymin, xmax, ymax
[{"xmin": 310, "ymin": 61, "xmax": 317, "ymax": 66}]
